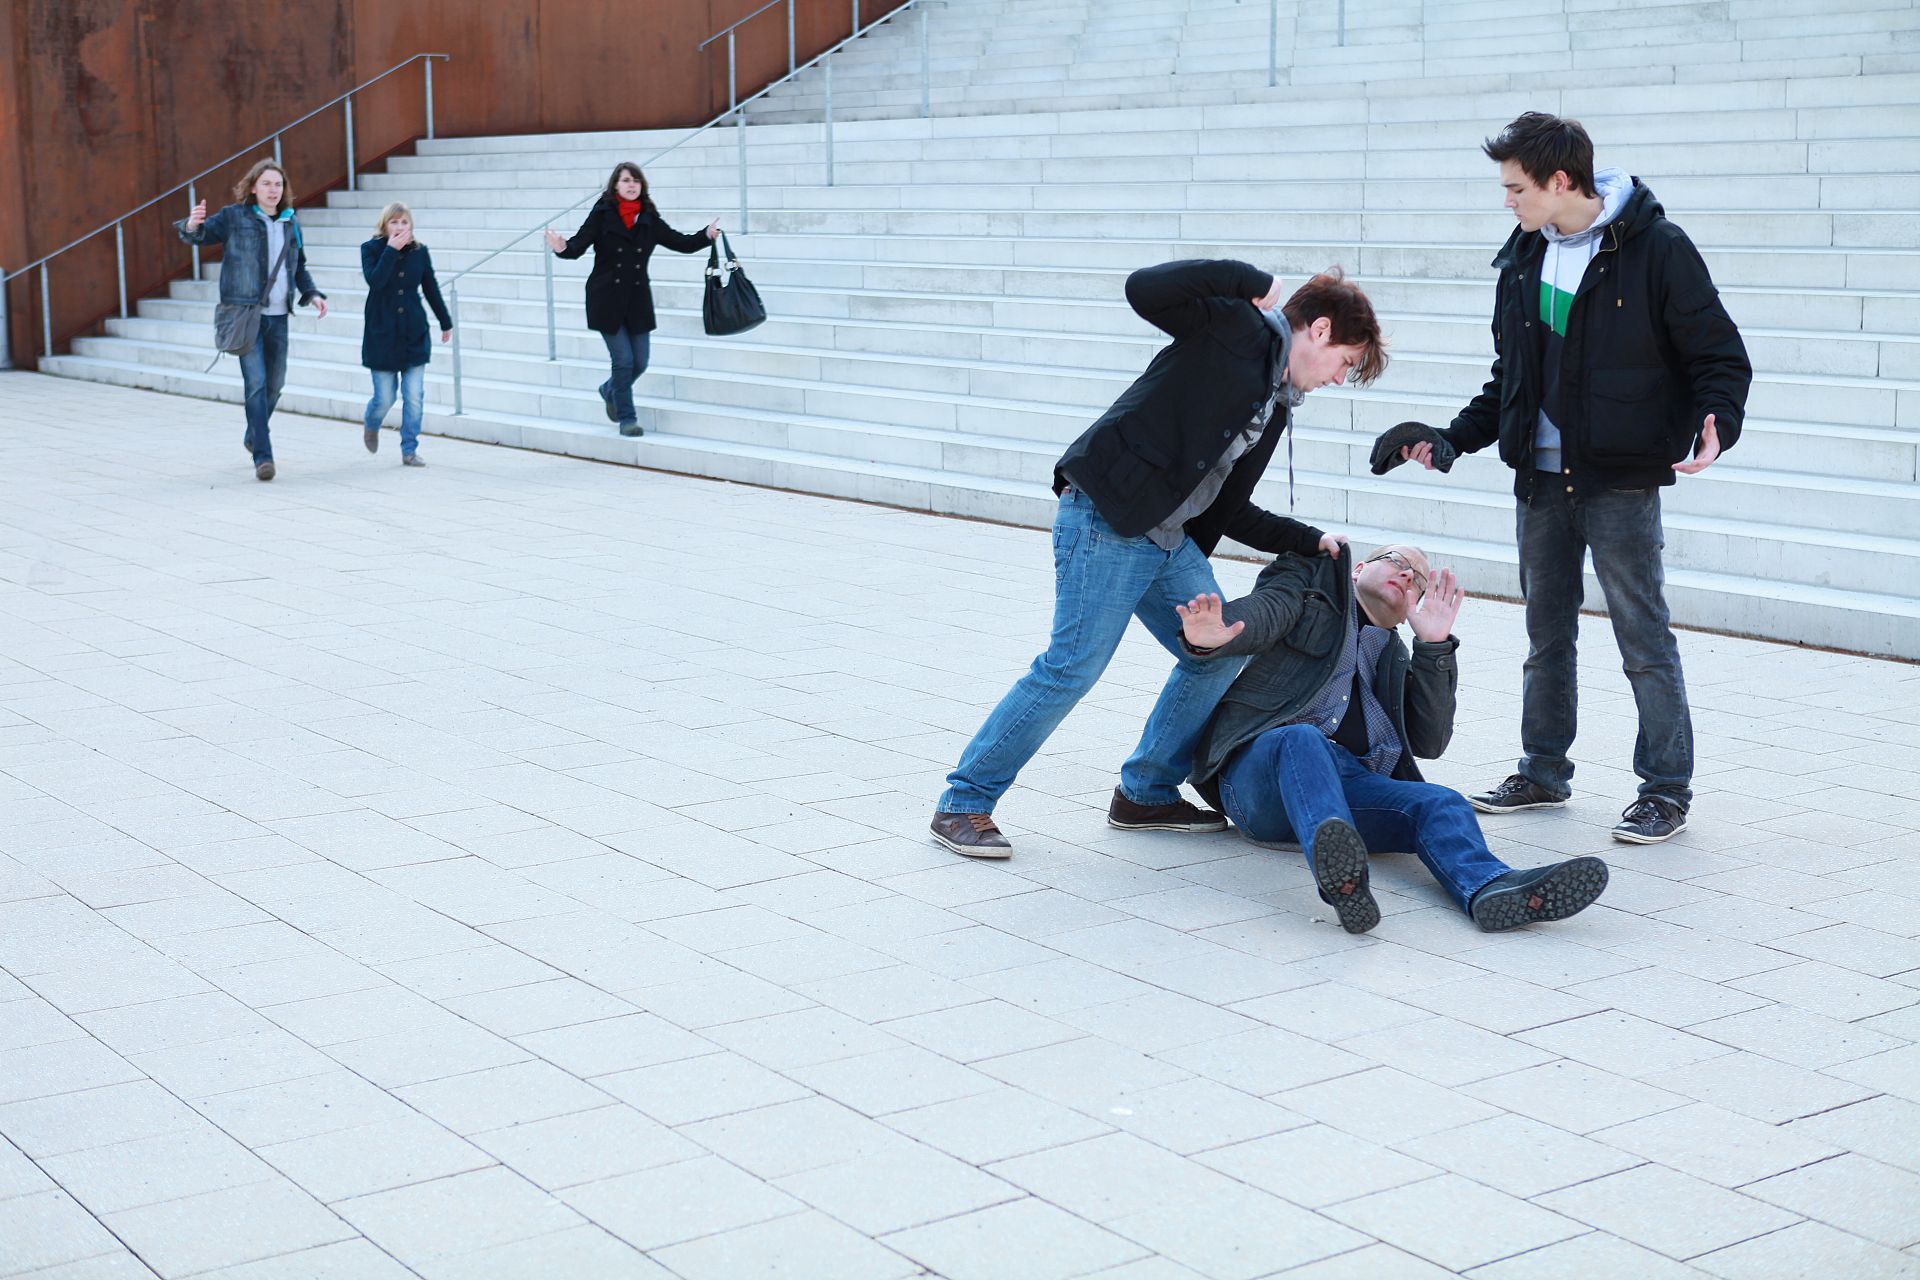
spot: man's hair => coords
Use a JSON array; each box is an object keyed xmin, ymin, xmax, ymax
[
  {"xmin": 1482, "ymin": 112, "xmax": 1596, "ymax": 197},
  {"xmin": 1282, "ymin": 268, "xmax": 1388, "ymax": 386}
]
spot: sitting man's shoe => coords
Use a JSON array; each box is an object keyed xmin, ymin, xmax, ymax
[
  {"xmin": 931, "ymin": 811, "xmax": 1012, "ymax": 859},
  {"xmin": 402, "ymin": 453, "xmax": 426, "ymax": 467},
  {"xmin": 1612, "ymin": 795, "xmax": 1688, "ymax": 845},
  {"xmin": 1469, "ymin": 774, "xmax": 1569, "ymax": 814},
  {"xmin": 1470, "ymin": 856, "xmax": 1610, "ymax": 931},
  {"xmin": 254, "ymin": 460, "xmax": 275, "ymax": 482},
  {"xmin": 1107, "ymin": 787, "xmax": 1228, "ymax": 833},
  {"xmin": 1309, "ymin": 817, "xmax": 1378, "ymax": 935},
  {"xmin": 363, "ymin": 427, "xmax": 380, "ymax": 453}
]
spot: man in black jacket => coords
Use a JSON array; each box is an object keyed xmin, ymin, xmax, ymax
[
  {"xmin": 932, "ymin": 262, "xmax": 1388, "ymax": 858},
  {"xmin": 1178, "ymin": 543, "xmax": 1609, "ymax": 934},
  {"xmin": 1385, "ymin": 113, "xmax": 1752, "ymax": 845}
]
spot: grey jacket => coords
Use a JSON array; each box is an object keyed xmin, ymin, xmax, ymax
[
  {"xmin": 174, "ymin": 203, "xmax": 324, "ymax": 309},
  {"xmin": 1187, "ymin": 546, "xmax": 1460, "ymax": 805}
]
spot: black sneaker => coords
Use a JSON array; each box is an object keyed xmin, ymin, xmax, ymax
[
  {"xmin": 1107, "ymin": 787, "xmax": 1228, "ymax": 833},
  {"xmin": 1612, "ymin": 796, "xmax": 1688, "ymax": 844},
  {"xmin": 1468, "ymin": 774, "xmax": 1569, "ymax": 814},
  {"xmin": 1308, "ymin": 817, "xmax": 1378, "ymax": 935},
  {"xmin": 1470, "ymin": 857, "xmax": 1609, "ymax": 931}
]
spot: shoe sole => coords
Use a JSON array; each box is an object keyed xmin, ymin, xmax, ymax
[
  {"xmin": 930, "ymin": 826, "xmax": 1013, "ymax": 860},
  {"xmin": 1611, "ymin": 818, "xmax": 1688, "ymax": 845},
  {"xmin": 1310, "ymin": 818, "xmax": 1378, "ymax": 935},
  {"xmin": 1468, "ymin": 796, "xmax": 1568, "ymax": 815},
  {"xmin": 1107, "ymin": 817, "xmax": 1229, "ymax": 833},
  {"xmin": 1473, "ymin": 857, "xmax": 1610, "ymax": 931}
]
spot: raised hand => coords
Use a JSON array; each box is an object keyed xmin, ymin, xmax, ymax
[
  {"xmin": 1176, "ymin": 592, "xmax": 1245, "ymax": 650},
  {"xmin": 543, "ymin": 227, "xmax": 565, "ymax": 253},
  {"xmin": 1409, "ymin": 566, "xmax": 1463, "ymax": 643},
  {"xmin": 706, "ymin": 217, "xmax": 721, "ymax": 240},
  {"xmin": 1673, "ymin": 414, "xmax": 1722, "ymax": 475},
  {"xmin": 386, "ymin": 225, "xmax": 412, "ymax": 250},
  {"xmin": 186, "ymin": 199, "xmax": 208, "ymax": 230}
]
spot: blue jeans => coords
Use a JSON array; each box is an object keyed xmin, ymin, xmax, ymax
[
  {"xmin": 939, "ymin": 488, "xmax": 1246, "ymax": 814},
  {"xmin": 364, "ymin": 365, "xmax": 426, "ymax": 456},
  {"xmin": 238, "ymin": 313, "xmax": 289, "ymax": 464},
  {"xmin": 1516, "ymin": 483, "xmax": 1692, "ymax": 805},
  {"xmin": 1219, "ymin": 724, "xmax": 1510, "ymax": 913},
  {"xmin": 600, "ymin": 327, "xmax": 651, "ymax": 426}
]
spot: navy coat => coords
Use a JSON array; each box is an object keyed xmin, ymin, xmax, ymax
[
  {"xmin": 360, "ymin": 239, "xmax": 453, "ymax": 371},
  {"xmin": 555, "ymin": 197, "xmax": 709, "ymax": 334}
]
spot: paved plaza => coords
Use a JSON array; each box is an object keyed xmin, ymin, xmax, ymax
[{"xmin": 1, "ymin": 372, "xmax": 1918, "ymax": 1279}]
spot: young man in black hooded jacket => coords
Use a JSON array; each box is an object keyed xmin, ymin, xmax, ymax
[{"xmin": 1386, "ymin": 113, "xmax": 1752, "ymax": 845}]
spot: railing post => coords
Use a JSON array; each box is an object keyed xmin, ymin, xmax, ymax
[
  {"xmin": 727, "ymin": 31, "xmax": 737, "ymax": 115},
  {"xmin": 39, "ymin": 263, "xmax": 52, "ymax": 360},
  {"xmin": 824, "ymin": 57, "xmax": 834, "ymax": 187},
  {"xmin": 450, "ymin": 285, "xmax": 464, "ymax": 415},
  {"xmin": 1338, "ymin": 0, "xmax": 1347, "ymax": 46},
  {"xmin": 0, "ymin": 271, "xmax": 12, "ymax": 370},
  {"xmin": 737, "ymin": 107, "xmax": 749, "ymax": 230},
  {"xmin": 852, "ymin": 0, "xmax": 860, "ymax": 35},
  {"xmin": 188, "ymin": 181, "xmax": 202, "ymax": 281},
  {"xmin": 273, "ymin": 134, "xmax": 282, "ymax": 165},
  {"xmin": 345, "ymin": 95, "xmax": 357, "ymax": 191},
  {"xmin": 921, "ymin": 3, "xmax": 931, "ymax": 118},
  {"xmin": 114, "ymin": 221, "xmax": 128, "ymax": 319},
  {"xmin": 424, "ymin": 56, "xmax": 436, "ymax": 140},
  {"xmin": 544, "ymin": 238, "xmax": 557, "ymax": 361},
  {"xmin": 1269, "ymin": 0, "xmax": 1278, "ymax": 86},
  {"xmin": 787, "ymin": 0, "xmax": 797, "ymax": 75}
]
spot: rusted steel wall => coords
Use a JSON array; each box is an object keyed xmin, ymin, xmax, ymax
[{"xmin": 2, "ymin": 0, "xmax": 905, "ymax": 369}]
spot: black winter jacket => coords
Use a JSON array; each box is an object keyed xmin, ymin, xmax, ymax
[
  {"xmin": 1055, "ymin": 260, "xmax": 1326, "ymax": 558},
  {"xmin": 555, "ymin": 198, "xmax": 709, "ymax": 334},
  {"xmin": 1441, "ymin": 179, "xmax": 1752, "ymax": 497},
  {"xmin": 1187, "ymin": 546, "xmax": 1460, "ymax": 806},
  {"xmin": 359, "ymin": 240, "xmax": 452, "ymax": 371}
]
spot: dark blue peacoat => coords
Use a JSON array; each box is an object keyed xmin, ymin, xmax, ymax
[{"xmin": 360, "ymin": 239, "xmax": 453, "ymax": 371}]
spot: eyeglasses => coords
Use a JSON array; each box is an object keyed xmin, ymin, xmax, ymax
[{"xmin": 1364, "ymin": 549, "xmax": 1429, "ymax": 597}]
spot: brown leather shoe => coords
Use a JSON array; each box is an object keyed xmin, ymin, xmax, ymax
[
  {"xmin": 1107, "ymin": 786, "xmax": 1228, "ymax": 832},
  {"xmin": 930, "ymin": 810, "xmax": 1013, "ymax": 859},
  {"xmin": 255, "ymin": 460, "xmax": 275, "ymax": 482}
]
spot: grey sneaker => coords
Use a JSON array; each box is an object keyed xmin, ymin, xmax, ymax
[
  {"xmin": 402, "ymin": 453, "xmax": 426, "ymax": 468},
  {"xmin": 599, "ymin": 381, "xmax": 618, "ymax": 423},
  {"xmin": 619, "ymin": 421, "xmax": 645, "ymax": 438},
  {"xmin": 363, "ymin": 427, "xmax": 380, "ymax": 453},
  {"xmin": 254, "ymin": 460, "xmax": 275, "ymax": 481},
  {"xmin": 1612, "ymin": 796, "xmax": 1688, "ymax": 844},
  {"xmin": 930, "ymin": 811, "xmax": 1012, "ymax": 859},
  {"xmin": 1469, "ymin": 774, "xmax": 1569, "ymax": 814},
  {"xmin": 1471, "ymin": 857, "xmax": 1610, "ymax": 931}
]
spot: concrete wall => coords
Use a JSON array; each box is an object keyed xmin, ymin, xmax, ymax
[{"xmin": 0, "ymin": 0, "xmax": 904, "ymax": 369}]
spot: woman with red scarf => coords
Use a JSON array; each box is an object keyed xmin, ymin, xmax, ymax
[{"xmin": 544, "ymin": 163, "xmax": 718, "ymax": 436}]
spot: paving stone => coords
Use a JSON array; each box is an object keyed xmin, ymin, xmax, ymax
[
  {"xmin": 883, "ymin": 1086, "xmax": 1115, "ymax": 1165},
  {"xmin": 102, "ymin": 1180, "xmax": 358, "ymax": 1277},
  {"xmin": 466, "ymin": 1104, "xmax": 701, "ymax": 1191},
  {"xmin": 882, "ymin": 1197, "xmax": 1148, "ymax": 1280},
  {"xmin": 256, "ymin": 1114, "xmax": 496, "ymax": 1202},
  {"xmin": 1395, "ymin": 1113, "xmax": 1642, "ymax": 1197},
  {"xmin": 1195, "ymin": 1124, "xmax": 1438, "ymax": 1209},
  {"xmin": 1742, "ymin": 1154, "xmax": 1920, "ymax": 1249},
  {"xmin": 558, "ymin": 1156, "xmax": 804, "ymax": 1251},
  {"xmin": 1537, "ymin": 1164, "xmax": 1801, "ymax": 1259},
  {"xmin": 1690, "ymin": 1219, "xmax": 1920, "ymax": 1280},
  {"xmin": 1465, "ymin": 1231, "xmax": 1709, "ymax": 1279},
  {"xmin": 332, "ymin": 1166, "xmax": 582, "ymax": 1265},
  {"xmin": 1593, "ymin": 1102, "xmax": 1845, "ymax": 1188},
  {"xmin": 1326, "ymin": 1173, "xmax": 1587, "ymax": 1272}
]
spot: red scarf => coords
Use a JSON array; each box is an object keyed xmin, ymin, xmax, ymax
[{"xmin": 616, "ymin": 197, "xmax": 644, "ymax": 229}]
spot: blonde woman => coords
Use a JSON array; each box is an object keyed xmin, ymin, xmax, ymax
[
  {"xmin": 361, "ymin": 202, "xmax": 452, "ymax": 466},
  {"xmin": 176, "ymin": 159, "xmax": 328, "ymax": 481}
]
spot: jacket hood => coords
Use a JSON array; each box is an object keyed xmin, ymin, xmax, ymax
[
  {"xmin": 1260, "ymin": 307, "xmax": 1307, "ymax": 408},
  {"xmin": 1491, "ymin": 175, "xmax": 1662, "ymax": 269}
]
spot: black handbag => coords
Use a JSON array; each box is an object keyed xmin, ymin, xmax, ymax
[
  {"xmin": 213, "ymin": 230, "xmax": 294, "ymax": 358},
  {"xmin": 702, "ymin": 231, "xmax": 766, "ymax": 336}
]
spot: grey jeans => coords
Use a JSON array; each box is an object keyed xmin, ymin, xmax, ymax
[{"xmin": 1515, "ymin": 482, "xmax": 1693, "ymax": 805}]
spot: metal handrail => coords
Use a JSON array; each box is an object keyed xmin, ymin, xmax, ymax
[
  {"xmin": 444, "ymin": 0, "xmax": 934, "ymax": 414},
  {"xmin": 0, "ymin": 52, "xmax": 449, "ymax": 368},
  {"xmin": 699, "ymin": 0, "xmax": 788, "ymax": 51}
]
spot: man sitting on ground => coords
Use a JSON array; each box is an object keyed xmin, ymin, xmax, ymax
[{"xmin": 1175, "ymin": 542, "xmax": 1609, "ymax": 933}]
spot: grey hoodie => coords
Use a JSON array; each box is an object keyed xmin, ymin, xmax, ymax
[{"xmin": 1534, "ymin": 167, "xmax": 1633, "ymax": 472}]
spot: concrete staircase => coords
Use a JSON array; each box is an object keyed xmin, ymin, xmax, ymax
[{"xmin": 40, "ymin": 0, "xmax": 1920, "ymax": 657}]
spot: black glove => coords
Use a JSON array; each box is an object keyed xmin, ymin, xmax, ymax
[{"xmin": 1369, "ymin": 421, "xmax": 1457, "ymax": 475}]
